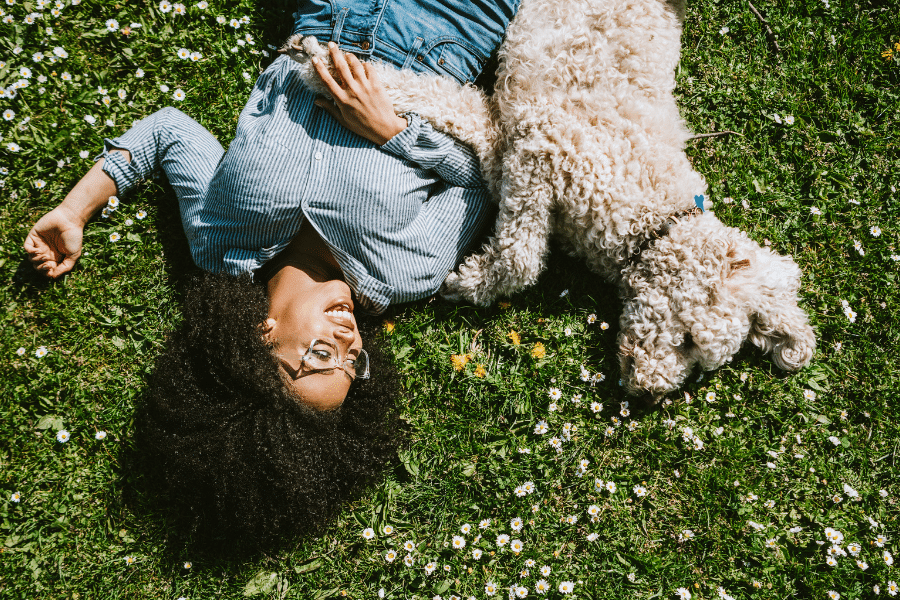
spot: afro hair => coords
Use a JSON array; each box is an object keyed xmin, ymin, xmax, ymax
[{"xmin": 136, "ymin": 272, "xmax": 404, "ymax": 553}]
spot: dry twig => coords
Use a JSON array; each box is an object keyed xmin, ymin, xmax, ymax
[
  {"xmin": 748, "ymin": 1, "xmax": 782, "ymax": 54},
  {"xmin": 688, "ymin": 131, "xmax": 743, "ymax": 140}
]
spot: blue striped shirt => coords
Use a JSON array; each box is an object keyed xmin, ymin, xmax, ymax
[{"xmin": 101, "ymin": 55, "xmax": 494, "ymax": 314}]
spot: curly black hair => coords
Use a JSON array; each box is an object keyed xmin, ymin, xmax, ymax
[{"xmin": 136, "ymin": 272, "xmax": 403, "ymax": 553}]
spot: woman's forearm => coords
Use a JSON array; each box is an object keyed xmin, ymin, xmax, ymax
[{"xmin": 59, "ymin": 149, "xmax": 131, "ymax": 226}]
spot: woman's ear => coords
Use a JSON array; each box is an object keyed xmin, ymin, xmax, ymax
[{"xmin": 260, "ymin": 317, "xmax": 276, "ymax": 342}]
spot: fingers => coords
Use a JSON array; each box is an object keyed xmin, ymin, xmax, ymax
[
  {"xmin": 345, "ymin": 51, "xmax": 368, "ymax": 84},
  {"xmin": 329, "ymin": 42, "xmax": 355, "ymax": 88},
  {"xmin": 315, "ymin": 98, "xmax": 345, "ymax": 126},
  {"xmin": 313, "ymin": 55, "xmax": 347, "ymax": 103}
]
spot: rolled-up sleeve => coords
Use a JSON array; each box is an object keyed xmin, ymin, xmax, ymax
[{"xmin": 380, "ymin": 112, "xmax": 486, "ymax": 190}]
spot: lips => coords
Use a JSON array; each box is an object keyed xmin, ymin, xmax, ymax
[{"xmin": 324, "ymin": 303, "xmax": 354, "ymax": 328}]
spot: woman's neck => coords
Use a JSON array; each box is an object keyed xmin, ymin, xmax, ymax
[{"xmin": 266, "ymin": 220, "xmax": 343, "ymax": 284}]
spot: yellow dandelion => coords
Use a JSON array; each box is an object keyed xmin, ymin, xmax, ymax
[
  {"xmin": 382, "ymin": 319, "xmax": 395, "ymax": 333},
  {"xmin": 508, "ymin": 330, "xmax": 521, "ymax": 345},
  {"xmin": 531, "ymin": 342, "xmax": 546, "ymax": 359},
  {"xmin": 451, "ymin": 354, "xmax": 470, "ymax": 371},
  {"xmin": 882, "ymin": 48, "xmax": 894, "ymax": 60},
  {"xmin": 474, "ymin": 364, "xmax": 487, "ymax": 378}
]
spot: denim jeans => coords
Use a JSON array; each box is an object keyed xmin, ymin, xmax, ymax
[{"xmin": 292, "ymin": 0, "xmax": 521, "ymax": 84}]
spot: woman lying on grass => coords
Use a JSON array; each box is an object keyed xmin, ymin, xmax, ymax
[{"xmin": 23, "ymin": 0, "xmax": 517, "ymax": 551}]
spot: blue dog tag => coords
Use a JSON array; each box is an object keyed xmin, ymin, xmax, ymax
[{"xmin": 694, "ymin": 194, "xmax": 705, "ymax": 212}]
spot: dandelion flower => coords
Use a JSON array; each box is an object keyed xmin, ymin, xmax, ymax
[{"xmin": 531, "ymin": 342, "xmax": 545, "ymax": 359}]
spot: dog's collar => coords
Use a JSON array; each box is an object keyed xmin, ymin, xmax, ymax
[{"xmin": 627, "ymin": 205, "xmax": 703, "ymax": 265}]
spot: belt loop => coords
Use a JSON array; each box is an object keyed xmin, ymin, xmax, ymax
[
  {"xmin": 401, "ymin": 36, "xmax": 424, "ymax": 70},
  {"xmin": 331, "ymin": 6, "xmax": 349, "ymax": 43}
]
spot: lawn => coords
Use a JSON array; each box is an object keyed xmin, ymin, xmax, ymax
[{"xmin": 1, "ymin": 0, "xmax": 898, "ymax": 598}]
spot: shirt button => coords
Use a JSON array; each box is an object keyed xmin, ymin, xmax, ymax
[{"xmin": 314, "ymin": 151, "xmax": 323, "ymax": 161}]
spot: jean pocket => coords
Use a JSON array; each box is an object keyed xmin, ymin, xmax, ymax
[{"xmin": 421, "ymin": 38, "xmax": 487, "ymax": 84}]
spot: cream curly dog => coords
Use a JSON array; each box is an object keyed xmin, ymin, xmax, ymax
[{"xmin": 282, "ymin": 0, "xmax": 815, "ymax": 400}]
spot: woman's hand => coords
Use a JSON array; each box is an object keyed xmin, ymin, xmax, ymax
[
  {"xmin": 313, "ymin": 42, "xmax": 408, "ymax": 146},
  {"xmin": 24, "ymin": 206, "xmax": 85, "ymax": 278}
]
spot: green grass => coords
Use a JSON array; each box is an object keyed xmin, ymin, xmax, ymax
[{"xmin": 1, "ymin": 0, "xmax": 898, "ymax": 598}]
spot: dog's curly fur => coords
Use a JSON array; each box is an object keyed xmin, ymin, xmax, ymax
[{"xmin": 283, "ymin": 0, "xmax": 815, "ymax": 400}]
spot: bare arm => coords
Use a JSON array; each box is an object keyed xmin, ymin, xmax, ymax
[{"xmin": 24, "ymin": 149, "xmax": 130, "ymax": 278}]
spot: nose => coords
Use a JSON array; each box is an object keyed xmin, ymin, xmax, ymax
[{"xmin": 333, "ymin": 325, "xmax": 356, "ymax": 346}]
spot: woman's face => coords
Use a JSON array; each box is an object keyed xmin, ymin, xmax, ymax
[{"xmin": 264, "ymin": 276, "xmax": 363, "ymax": 411}]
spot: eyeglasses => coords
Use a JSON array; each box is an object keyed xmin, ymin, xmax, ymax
[{"xmin": 276, "ymin": 339, "xmax": 370, "ymax": 381}]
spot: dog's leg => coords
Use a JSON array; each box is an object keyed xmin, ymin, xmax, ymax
[{"xmin": 441, "ymin": 139, "xmax": 553, "ymax": 306}]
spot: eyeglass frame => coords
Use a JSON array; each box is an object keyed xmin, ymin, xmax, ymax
[{"xmin": 275, "ymin": 338, "xmax": 370, "ymax": 381}]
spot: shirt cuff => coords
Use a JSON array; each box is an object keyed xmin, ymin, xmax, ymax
[
  {"xmin": 96, "ymin": 138, "xmax": 144, "ymax": 196},
  {"xmin": 379, "ymin": 112, "xmax": 423, "ymax": 157}
]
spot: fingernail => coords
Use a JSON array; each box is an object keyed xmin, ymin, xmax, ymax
[
  {"xmin": 312, "ymin": 56, "xmax": 319, "ymax": 64},
  {"xmin": 328, "ymin": 41, "xmax": 336, "ymax": 48}
]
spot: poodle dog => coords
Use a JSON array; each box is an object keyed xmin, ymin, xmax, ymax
[{"xmin": 282, "ymin": 0, "xmax": 816, "ymax": 401}]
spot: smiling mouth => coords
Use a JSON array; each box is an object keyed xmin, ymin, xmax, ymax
[{"xmin": 324, "ymin": 304, "xmax": 354, "ymax": 328}]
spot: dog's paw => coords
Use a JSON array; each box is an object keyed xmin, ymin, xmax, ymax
[
  {"xmin": 279, "ymin": 34, "xmax": 326, "ymax": 65},
  {"xmin": 439, "ymin": 272, "xmax": 467, "ymax": 303}
]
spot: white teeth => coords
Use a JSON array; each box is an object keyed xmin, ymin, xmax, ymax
[{"xmin": 325, "ymin": 310, "xmax": 352, "ymax": 319}]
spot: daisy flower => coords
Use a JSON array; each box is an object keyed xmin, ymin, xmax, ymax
[
  {"xmin": 172, "ymin": 89, "xmax": 186, "ymax": 101},
  {"xmin": 533, "ymin": 420, "xmax": 548, "ymax": 435},
  {"xmin": 362, "ymin": 527, "xmax": 375, "ymax": 540},
  {"xmin": 827, "ymin": 592, "xmax": 840, "ymax": 600},
  {"xmin": 479, "ymin": 519, "xmax": 491, "ymax": 529},
  {"xmin": 124, "ymin": 556, "xmax": 135, "ymax": 565},
  {"xmin": 587, "ymin": 313, "xmax": 597, "ymax": 324},
  {"xmin": 826, "ymin": 556, "xmax": 838, "ymax": 567},
  {"xmin": 633, "ymin": 485, "xmax": 647, "ymax": 497},
  {"xmin": 485, "ymin": 582, "xmax": 497, "ymax": 596},
  {"xmin": 105, "ymin": 18, "xmax": 118, "ymax": 31},
  {"xmin": 16, "ymin": 347, "xmax": 26, "ymax": 356},
  {"xmin": 600, "ymin": 322, "xmax": 610, "ymax": 330},
  {"xmin": 496, "ymin": 534, "xmax": 509, "ymax": 546},
  {"xmin": 558, "ymin": 581, "xmax": 574, "ymax": 594},
  {"xmin": 452, "ymin": 536, "xmax": 466, "ymax": 549},
  {"xmin": 136, "ymin": 210, "xmax": 147, "ymax": 220},
  {"xmin": 886, "ymin": 581, "xmax": 897, "ymax": 596},
  {"xmin": 403, "ymin": 540, "xmax": 415, "ymax": 552},
  {"xmin": 34, "ymin": 180, "xmax": 46, "ymax": 189},
  {"xmin": 590, "ymin": 401, "xmax": 602, "ymax": 413},
  {"xmin": 606, "ymin": 481, "xmax": 617, "ymax": 493},
  {"xmin": 35, "ymin": 346, "xmax": 48, "ymax": 358},
  {"xmin": 460, "ymin": 523, "xmax": 471, "ymax": 534},
  {"xmin": 384, "ymin": 550, "xmax": 396, "ymax": 562},
  {"xmin": 424, "ymin": 561, "xmax": 437, "ymax": 575},
  {"xmin": 510, "ymin": 539, "xmax": 523, "ymax": 553},
  {"xmin": 402, "ymin": 555, "xmax": 414, "ymax": 567},
  {"xmin": 870, "ymin": 225, "xmax": 882, "ymax": 237},
  {"xmin": 676, "ymin": 588, "xmax": 692, "ymax": 600},
  {"xmin": 885, "ymin": 550, "xmax": 894, "ymax": 566},
  {"xmin": 3, "ymin": 109, "xmax": 14, "ymax": 121},
  {"xmin": 587, "ymin": 532, "xmax": 599, "ymax": 541},
  {"xmin": 177, "ymin": 48, "xmax": 190, "ymax": 59},
  {"xmin": 548, "ymin": 387, "xmax": 562, "ymax": 401},
  {"xmin": 56, "ymin": 430, "xmax": 70, "ymax": 443},
  {"xmin": 510, "ymin": 517, "xmax": 523, "ymax": 531},
  {"xmin": 535, "ymin": 580, "xmax": 550, "ymax": 595},
  {"xmin": 159, "ymin": 0, "xmax": 172, "ymax": 12},
  {"xmin": 472, "ymin": 548, "xmax": 482, "ymax": 560},
  {"xmin": 109, "ymin": 232, "xmax": 121, "ymax": 242},
  {"xmin": 229, "ymin": 17, "xmax": 240, "ymax": 28},
  {"xmin": 10, "ymin": 491, "xmax": 21, "ymax": 503}
]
